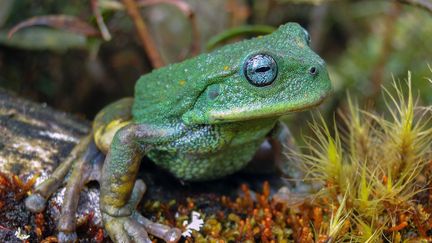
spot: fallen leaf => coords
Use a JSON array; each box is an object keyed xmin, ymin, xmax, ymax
[{"xmin": 8, "ymin": 15, "xmax": 100, "ymax": 39}]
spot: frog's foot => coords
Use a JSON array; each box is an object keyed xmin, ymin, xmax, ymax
[
  {"xmin": 25, "ymin": 136, "xmax": 104, "ymax": 243},
  {"xmin": 102, "ymin": 180, "xmax": 182, "ymax": 243},
  {"xmin": 25, "ymin": 192, "xmax": 47, "ymax": 212}
]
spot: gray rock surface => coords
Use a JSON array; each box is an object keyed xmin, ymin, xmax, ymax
[{"xmin": 0, "ymin": 88, "xmax": 102, "ymax": 228}]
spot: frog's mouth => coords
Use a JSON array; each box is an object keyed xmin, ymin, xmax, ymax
[{"xmin": 182, "ymin": 91, "xmax": 329, "ymax": 125}]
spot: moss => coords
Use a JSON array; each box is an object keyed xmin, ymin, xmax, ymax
[{"xmin": 287, "ymin": 72, "xmax": 432, "ymax": 242}]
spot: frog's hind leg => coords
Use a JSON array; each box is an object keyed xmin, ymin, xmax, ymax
[
  {"xmin": 25, "ymin": 135, "xmax": 104, "ymax": 243},
  {"xmin": 25, "ymin": 135, "xmax": 94, "ymax": 213},
  {"xmin": 57, "ymin": 138, "xmax": 104, "ymax": 242},
  {"xmin": 25, "ymin": 98, "xmax": 135, "ymax": 242}
]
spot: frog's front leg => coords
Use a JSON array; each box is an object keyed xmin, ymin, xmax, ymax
[
  {"xmin": 269, "ymin": 121, "xmax": 310, "ymax": 192},
  {"xmin": 269, "ymin": 122, "xmax": 299, "ymax": 174},
  {"xmin": 244, "ymin": 122, "xmax": 299, "ymax": 176},
  {"xmin": 100, "ymin": 124, "xmax": 182, "ymax": 243}
]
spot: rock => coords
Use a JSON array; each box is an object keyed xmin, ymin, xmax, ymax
[
  {"xmin": 0, "ymin": 88, "xmax": 103, "ymax": 235},
  {"xmin": 0, "ymin": 88, "xmax": 89, "ymax": 177}
]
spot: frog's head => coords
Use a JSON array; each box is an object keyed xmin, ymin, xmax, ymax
[{"xmin": 182, "ymin": 23, "xmax": 332, "ymax": 125}]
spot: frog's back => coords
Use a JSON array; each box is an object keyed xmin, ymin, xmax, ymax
[{"xmin": 132, "ymin": 47, "xmax": 244, "ymax": 124}]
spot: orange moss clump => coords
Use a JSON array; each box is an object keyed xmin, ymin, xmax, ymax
[{"xmin": 0, "ymin": 173, "xmax": 104, "ymax": 242}]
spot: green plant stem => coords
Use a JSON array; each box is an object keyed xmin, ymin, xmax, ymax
[{"xmin": 206, "ymin": 25, "xmax": 275, "ymax": 51}]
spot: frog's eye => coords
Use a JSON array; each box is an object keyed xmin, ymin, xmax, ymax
[
  {"xmin": 303, "ymin": 29, "xmax": 311, "ymax": 46},
  {"xmin": 243, "ymin": 54, "xmax": 278, "ymax": 87}
]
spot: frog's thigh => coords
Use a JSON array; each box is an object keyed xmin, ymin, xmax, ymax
[{"xmin": 93, "ymin": 97, "xmax": 134, "ymax": 154}]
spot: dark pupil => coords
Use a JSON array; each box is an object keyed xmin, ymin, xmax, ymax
[{"xmin": 256, "ymin": 66, "xmax": 270, "ymax": 73}]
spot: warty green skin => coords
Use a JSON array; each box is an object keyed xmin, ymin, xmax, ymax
[
  {"xmin": 118, "ymin": 23, "xmax": 331, "ymax": 182},
  {"xmin": 25, "ymin": 22, "xmax": 332, "ymax": 243}
]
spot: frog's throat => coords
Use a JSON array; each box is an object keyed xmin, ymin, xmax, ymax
[{"xmin": 182, "ymin": 94, "xmax": 327, "ymax": 125}]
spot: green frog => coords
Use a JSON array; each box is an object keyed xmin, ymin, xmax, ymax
[{"xmin": 25, "ymin": 23, "xmax": 331, "ymax": 242}]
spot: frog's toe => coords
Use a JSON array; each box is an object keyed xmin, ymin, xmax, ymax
[
  {"xmin": 104, "ymin": 214, "xmax": 178, "ymax": 243},
  {"xmin": 124, "ymin": 219, "xmax": 152, "ymax": 243},
  {"xmin": 57, "ymin": 231, "xmax": 77, "ymax": 243},
  {"xmin": 161, "ymin": 228, "xmax": 182, "ymax": 243},
  {"xmin": 103, "ymin": 214, "xmax": 150, "ymax": 243},
  {"xmin": 24, "ymin": 193, "xmax": 46, "ymax": 212},
  {"xmin": 133, "ymin": 211, "xmax": 182, "ymax": 243}
]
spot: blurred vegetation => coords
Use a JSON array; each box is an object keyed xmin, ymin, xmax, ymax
[{"xmin": 0, "ymin": 0, "xmax": 431, "ymax": 137}]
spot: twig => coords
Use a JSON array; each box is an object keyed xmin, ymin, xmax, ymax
[
  {"xmin": 121, "ymin": 0, "xmax": 165, "ymax": 68},
  {"xmin": 137, "ymin": 0, "xmax": 192, "ymax": 15},
  {"xmin": 397, "ymin": 0, "xmax": 432, "ymax": 13},
  {"xmin": 185, "ymin": 10, "xmax": 200, "ymax": 57},
  {"xmin": 0, "ymin": 224, "xmax": 11, "ymax": 231},
  {"xmin": 100, "ymin": 0, "xmax": 200, "ymax": 57},
  {"xmin": 136, "ymin": 0, "xmax": 200, "ymax": 57},
  {"xmin": 91, "ymin": 0, "xmax": 112, "ymax": 41}
]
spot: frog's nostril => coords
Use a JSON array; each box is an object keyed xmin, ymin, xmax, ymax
[{"xmin": 309, "ymin": 66, "xmax": 318, "ymax": 76}]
